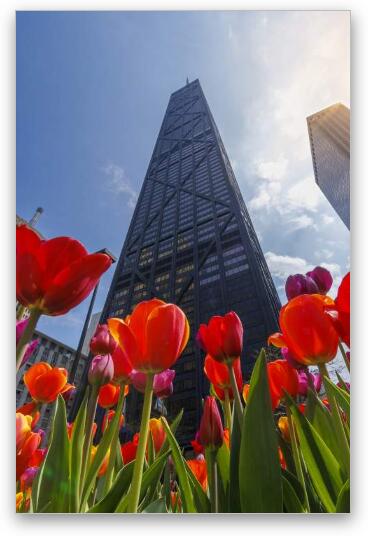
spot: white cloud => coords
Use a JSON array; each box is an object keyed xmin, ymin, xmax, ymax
[
  {"xmin": 254, "ymin": 155, "xmax": 288, "ymax": 181},
  {"xmin": 286, "ymin": 213, "xmax": 317, "ymax": 232},
  {"xmin": 286, "ymin": 176, "xmax": 321, "ymax": 213},
  {"xmin": 264, "ymin": 251, "xmax": 313, "ymax": 280},
  {"xmin": 322, "ymin": 214, "xmax": 335, "ymax": 225},
  {"xmin": 315, "ymin": 249, "xmax": 334, "ymax": 260},
  {"xmin": 102, "ymin": 163, "xmax": 138, "ymax": 209}
]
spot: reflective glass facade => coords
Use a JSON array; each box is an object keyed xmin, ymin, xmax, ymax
[
  {"xmin": 94, "ymin": 80, "xmax": 281, "ymax": 444},
  {"xmin": 307, "ymin": 103, "xmax": 350, "ymax": 229}
]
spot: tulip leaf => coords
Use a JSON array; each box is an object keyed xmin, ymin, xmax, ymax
[
  {"xmin": 87, "ymin": 461, "xmax": 135, "ymax": 513},
  {"xmin": 336, "ymin": 373, "xmax": 350, "ymax": 394},
  {"xmin": 216, "ymin": 441, "xmax": 230, "ymax": 512},
  {"xmin": 286, "ymin": 395, "xmax": 345, "ymax": 512},
  {"xmin": 282, "ymin": 476, "xmax": 305, "ymax": 513},
  {"xmin": 159, "ymin": 409, "xmax": 183, "ymax": 455},
  {"xmin": 323, "ymin": 377, "xmax": 350, "ymax": 423},
  {"xmin": 239, "ymin": 350, "xmax": 283, "ymax": 513},
  {"xmin": 115, "ymin": 450, "xmax": 170, "ymax": 513},
  {"xmin": 161, "ymin": 417, "xmax": 196, "ymax": 513},
  {"xmin": 228, "ymin": 401, "xmax": 242, "ymax": 512},
  {"xmin": 35, "ymin": 396, "xmax": 70, "ymax": 512},
  {"xmin": 69, "ymin": 389, "xmax": 88, "ymax": 512},
  {"xmin": 142, "ymin": 498, "xmax": 168, "ymax": 513},
  {"xmin": 335, "ymin": 479, "xmax": 350, "ymax": 513}
]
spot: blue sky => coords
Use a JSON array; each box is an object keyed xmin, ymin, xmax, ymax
[{"xmin": 16, "ymin": 11, "xmax": 350, "ymax": 349}]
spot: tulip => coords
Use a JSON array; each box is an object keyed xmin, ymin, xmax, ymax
[
  {"xmin": 16, "ymin": 319, "xmax": 40, "ymax": 366},
  {"xmin": 16, "ymin": 413, "xmax": 32, "ymax": 451},
  {"xmin": 16, "ymin": 492, "xmax": 24, "ymax": 511},
  {"xmin": 102, "ymin": 409, "xmax": 125, "ymax": 433},
  {"xmin": 269, "ymin": 294, "xmax": 339, "ymax": 366},
  {"xmin": 111, "ymin": 344, "xmax": 133, "ymax": 384},
  {"xmin": 121, "ymin": 433, "xmax": 139, "ymax": 464},
  {"xmin": 280, "ymin": 347, "xmax": 304, "ymax": 370},
  {"xmin": 90, "ymin": 446, "xmax": 110, "ymax": 477},
  {"xmin": 16, "ymin": 225, "xmax": 112, "ymax": 316},
  {"xmin": 336, "ymin": 272, "xmax": 350, "ymax": 314},
  {"xmin": 297, "ymin": 370, "xmax": 322, "ymax": 396},
  {"xmin": 130, "ymin": 369, "xmax": 176, "ymax": 398},
  {"xmin": 108, "ymin": 298, "xmax": 189, "ymax": 373},
  {"xmin": 242, "ymin": 383, "xmax": 250, "ymax": 403},
  {"xmin": 306, "ymin": 266, "xmax": 333, "ymax": 294},
  {"xmin": 23, "ymin": 362, "xmax": 68, "ymax": 403},
  {"xmin": 199, "ymin": 396, "xmax": 224, "ymax": 449},
  {"xmin": 90, "ymin": 324, "xmax": 118, "ymax": 356},
  {"xmin": 278, "ymin": 447, "xmax": 287, "ymax": 470},
  {"xmin": 191, "ymin": 431, "xmax": 204, "ymax": 455},
  {"xmin": 267, "ymin": 359, "xmax": 299, "ymax": 409},
  {"xmin": 20, "ymin": 466, "xmax": 39, "ymax": 491},
  {"xmin": 204, "ymin": 354, "xmax": 242, "ymax": 398},
  {"xmin": 28, "ymin": 448, "xmax": 47, "ymax": 467},
  {"xmin": 327, "ymin": 272, "xmax": 350, "ymax": 348},
  {"xmin": 278, "ymin": 416, "xmax": 290, "ymax": 442},
  {"xmin": 285, "ymin": 274, "xmax": 319, "ymax": 301},
  {"xmin": 187, "ymin": 457, "xmax": 208, "ymax": 491},
  {"xmin": 170, "ymin": 491, "xmax": 182, "ymax": 512},
  {"xmin": 98, "ymin": 383, "xmax": 120, "ymax": 409},
  {"xmin": 88, "ymin": 354, "xmax": 114, "ymax": 387},
  {"xmin": 61, "ymin": 383, "xmax": 76, "ymax": 402},
  {"xmin": 16, "ymin": 431, "xmax": 42, "ymax": 480},
  {"xmin": 149, "ymin": 418, "xmax": 166, "ymax": 453},
  {"xmin": 197, "ymin": 312, "xmax": 243, "ymax": 364}
]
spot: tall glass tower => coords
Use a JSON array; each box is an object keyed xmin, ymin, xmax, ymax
[{"xmin": 81, "ymin": 80, "xmax": 281, "ymax": 444}]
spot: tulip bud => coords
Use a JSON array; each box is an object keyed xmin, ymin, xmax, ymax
[
  {"xmin": 285, "ymin": 274, "xmax": 319, "ymax": 301},
  {"xmin": 199, "ymin": 396, "xmax": 224, "ymax": 449},
  {"xmin": 153, "ymin": 369, "xmax": 175, "ymax": 398},
  {"xmin": 90, "ymin": 324, "xmax": 118, "ymax": 356},
  {"xmin": 306, "ymin": 266, "xmax": 333, "ymax": 295},
  {"xmin": 88, "ymin": 354, "xmax": 114, "ymax": 386}
]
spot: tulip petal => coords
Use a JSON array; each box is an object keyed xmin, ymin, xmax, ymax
[
  {"xmin": 108, "ymin": 318, "xmax": 140, "ymax": 366},
  {"xmin": 24, "ymin": 362, "xmax": 52, "ymax": 392},
  {"xmin": 31, "ymin": 368, "xmax": 68, "ymax": 403},
  {"xmin": 128, "ymin": 298, "xmax": 165, "ymax": 353},
  {"xmin": 267, "ymin": 332, "xmax": 286, "ymax": 348}
]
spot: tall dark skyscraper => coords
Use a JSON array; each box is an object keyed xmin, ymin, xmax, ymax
[
  {"xmin": 307, "ymin": 103, "xmax": 350, "ymax": 229},
  {"xmin": 95, "ymin": 79, "xmax": 281, "ymax": 444}
]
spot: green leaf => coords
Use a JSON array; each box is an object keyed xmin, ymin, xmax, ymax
[
  {"xmin": 282, "ymin": 468, "xmax": 305, "ymax": 506},
  {"xmin": 35, "ymin": 396, "xmax": 70, "ymax": 512},
  {"xmin": 239, "ymin": 350, "xmax": 283, "ymax": 512},
  {"xmin": 69, "ymin": 389, "xmax": 88, "ymax": 512},
  {"xmin": 336, "ymin": 479, "xmax": 350, "ymax": 513},
  {"xmin": 336, "ymin": 373, "xmax": 350, "ymax": 394},
  {"xmin": 286, "ymin": 396, "xmax": 344, "ymax": 512},
  {"xmin": 115, "ymin": 450, "xmax": 170, "ymax": 513},
  {"xmin": 216, "ymin": 442, "xmax": 230, "ymax": 513},
  {"xmin": 143, "ymin": 498, "xmax": 168, "ymax": 513},
  {"xmin": 228, "ymin": 402, "xmax": 242, "ymax": 512},
  {"xmin": 323, "ymin": 377, "xmax": 350, "ymax": 424},
  {"xmin": 161, "ymin": 417, "xmax": 196, "ymax": 513},
  {"xmin": 159, "ymin": 409, "xmax": 183, "ymax": 455},
  {"xmin": 305, "ymin": 388, "xmax": 341, "ymax": 461},
  {"xmin": 87, "ymin": 461, "xmax": 135, "ymax": 513},
  {"xmin": 282, "ymin": 476, "xmax": 305, "ymax": 513}
]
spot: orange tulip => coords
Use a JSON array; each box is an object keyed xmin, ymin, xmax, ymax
[
  {"xmin": 90, "ymin": 446, "xmax": 110, "ymax": 477},
  {"xmin": 197, "ymin": 312, "xmax": 243, "ymax": 364},
  {"xmin": 170, "ymin": 491, "xmax": 182, "ymax": 512},
  {"xmin": 16, "ymin": 492, "xmax": 24, "ymax": 511},
  {"xmin": 16, "ymin": 413, "xmax": 32, "ymax": 451},
  {"xmin": 149, "ymin": 418, "xmax": 166, "ymax": 453},
  {"xmin": 223, "ymin": 428, "xmax": 230, "ymax": 449},
  {"xmin": 16, "ymin": 401, "xmax": 40, "ymax": 429},
  {"xmin": 98, "ymin": 383, "xmax": 129, "ymax": 409},
  {"xmin": 108, "ymin": 298, "xmax": 189, "ymax": 373},
  {"xmin": 278, "ymin": 416, "xmax": 290, "ymax": 442},
  {"xmin": 102, "ymin": 409, "xmax": 125, "ymax": 433},
  {"xmin": 24, "ymin": 362, "xmax": 68, "ymax": 403},
  {"xmin": 278, "ymin": 447, "xmax": 287, "ymax": 470},
  {"xmin": 16, "ymin": 431, "xmax": 42, "ymax": 480},
  {"xmin": 269, "ymin": 294, "xmax": 339, "ymax": 366},
  {"xmin": 204, "ymin": 354, "xmax": 242, "ymax": 400},
  {"xmin": 242, "ymin": 383, "xmax": 250, "ymax": 403},
  {"xmin": 187, "ymin": 457, "xmax": 208, "ymax": 492},
  {"xmin": 267, "ymin": 359, "xmax": 299, "ymax": 409}
]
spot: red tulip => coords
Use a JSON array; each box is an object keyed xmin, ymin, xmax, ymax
[
  {"xmin": 108, "ymin": 299, "xmax": 189, "ymax": 373},
  {"xmin": 16, "ymin": 225, "xmax": 112, "ymax": 316},
  {"xmin": 197, "ymin": 312, "xmax": 243, "ymax": 363},
  {"xmin": 98, "ymin": 383, "xmax": 120, "ymax": 409},
  {"xmin": 16, "ymin": 431, "xmax": 42, "ymax": 480},
  {"xmin": 28, "ymin": 448, "xmax": 47, "ymax": 467},
  {"xmin": 327, "ymin": 272, "xmax": 350, "ymax": 347},
  {"xmin": 268, "ymin": 294, "xmax": 339, "ymax": 366},
  {"xmin": 90, "ymin": 324, "xmax": 118, "ymax": 356},
  {"xmin": 23, "ymin": 362, "xmax": 68, "ymax": 403},
  {"xmin": 111, "ymin": 344, "xmax": 133, "ymax": 384},
  {"xmin": 102, "ymin": 410, "xmax": 125, "ymax": 433},
  {"xmin": 199, "ymin": 396, "xmax": 224, "ymax": 449},
  {"xmin": 267, "ymin": 359, "xmax": 299, "ymax": 409},
  {"xmin": 191, "ymin": 431, "xmax": 204, "ymax": 455},
  {"xmin": 121, "ymin": 433, "xmax": 139, "ymax": 464},
  {"xmin": 204, "ymin": 354, "xmax": 242, "ymax": 399}
]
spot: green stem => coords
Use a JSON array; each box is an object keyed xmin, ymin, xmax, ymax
[
  {"xmin": 16, "ymin": 308, "xmax": 41, "ymax": 372},
  {"xmin": 205, "ymin": 447, "xmax": 218, "ymax": 513},
  {"xmin": 286, "ymin": 406, "xmax": 309, "ymax": 511},
  {"xmin": 339, "ymin": 341, "xmax": 350, "ymax": 372},
  {"xmin": 223, "ymin": 388, "xmax": 232, "ymax": 436},
  {"xmin": 80, "ymin": 384, "xmax": 99, "ymax": 493},
  {"xmin": 102, "ymin": 383, "xmax": 126, "ymax": 495},
  {"xmin": 227, "ymin": 362, "xmax": 243, "ymax": 429},
  {"xmin": 318, "ymin": 363, "xmax": 350, "ymax": 477},
  {"xmin": 127, "ymin": 373, "xmax": 154, "ymax": 513}
]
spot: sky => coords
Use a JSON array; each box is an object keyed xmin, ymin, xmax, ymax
[{"xmin": 16, "ymin": 11, "xmax": 350, "ymax": 350}]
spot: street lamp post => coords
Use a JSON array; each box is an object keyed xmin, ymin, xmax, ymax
[{"xmin": 68, "ymin": 248, "xmax": 116, "ymax": 421}]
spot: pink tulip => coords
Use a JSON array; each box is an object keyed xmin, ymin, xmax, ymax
[
  {"xmin": 199, "ymin": 396, "xmax": 224, "ymax": 449},
  {"xmin": 90, "ymin": 324, "xmax": 117, "ymax": 356},
  {"xmin": 88, "ymin": 354, "xmax": 114, "ymax": 386}
]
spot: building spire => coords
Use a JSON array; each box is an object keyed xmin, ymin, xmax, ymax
[{"xmin": 186, "ymin": 77, "xmax": 189, "ymax": 85}]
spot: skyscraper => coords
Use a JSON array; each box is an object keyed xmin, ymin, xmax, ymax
[
  {"xmin": 87, "ymin": 80, "xmax": 281, "ymax": 444},
  {"xmin": 307, "ymin": 103, "xmax": 350, "ymax": 229}
]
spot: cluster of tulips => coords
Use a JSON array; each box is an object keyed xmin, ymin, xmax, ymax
[{"xmin": 16, "ymin": 225, "xmax": 350, "ymax": 513}]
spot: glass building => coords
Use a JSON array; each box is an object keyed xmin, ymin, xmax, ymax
[
  {"xmin": 74, "ymin": 79, "xmax": 281, "ymax": 444},
  {"xmin": 307, "ymin": 103, "xmax": 350, "ymax": 229}
]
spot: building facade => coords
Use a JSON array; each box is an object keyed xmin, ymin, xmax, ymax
[
  {"xmin": 307, "ymin": 103, "xmax": 350, "ymax": 229},
  {"xmin": 16, "ymin": 330, "xmax": 88, "ymax": 434},
  {"xmin": 81, "ymin": 311, "xmax": 102, "ymax": 355},
  {"xmin": 83, "ymin": 79, "xmax": 281, "ymax": 444}
]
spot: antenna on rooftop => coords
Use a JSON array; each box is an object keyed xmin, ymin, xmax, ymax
[
  {"xmin": 29, "ymin": 207, "xmax": 44, "ymax": 228},
  {"xmin": 186, "ymin": 77, "xmax": 189, "ymax": 85}
]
